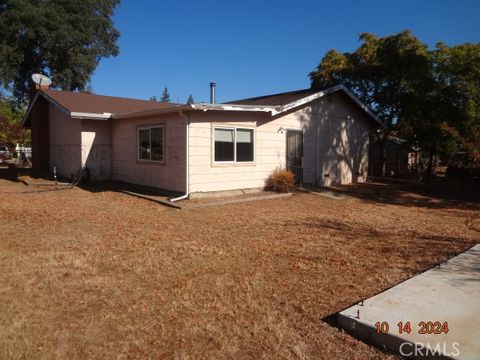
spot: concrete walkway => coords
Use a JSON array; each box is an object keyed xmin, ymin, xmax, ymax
[
  {"xmin": 297, "ymin": 186, "xmax": 352, "ymax": 200},
  {"xmin": 122, "ymin": 190, "xmax": 293, "ymax": 209},
  {"xmin": 338, "ymin": 244, "xmax": 480, "ymax": 360}
]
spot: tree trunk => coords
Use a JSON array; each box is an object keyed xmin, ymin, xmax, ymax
[
  {"xmin": 415, "ymin": 150, "xmax": 421, "ymax": 181},
  {"xmin": 378, "ymin": 139, "xmax": 387, "ymax": 177},
  {"xmin": 425, "ymin": 149, "xmax": 435, "ymax": 183}
]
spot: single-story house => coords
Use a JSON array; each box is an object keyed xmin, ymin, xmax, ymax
[{"xmin": 22, "ymin": 84, "xmax": 383, "ymax": 198}]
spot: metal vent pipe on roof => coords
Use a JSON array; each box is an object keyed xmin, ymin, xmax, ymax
[{"xmin": 210, "ymin": 82, "xmax": 216, "ymax": 104}]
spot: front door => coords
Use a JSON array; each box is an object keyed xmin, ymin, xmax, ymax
[{"xmin": 286, "ymin": 130, "xmax": 303, "ymax": 184}]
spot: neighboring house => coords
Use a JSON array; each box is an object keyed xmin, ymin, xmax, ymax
[
  {"xmin": 369, "ymin": 135, "xmax": 415, "ymax": 178},
  {"xmin": 22, "ymin": 84, "xmax": 383, "ymax": 197}
]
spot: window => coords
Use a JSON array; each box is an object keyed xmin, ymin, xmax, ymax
[
  {"xmin": 214, "ymin": 127, "xmax": 254, "ymax": 163},
  {"xmin": 214, "ymin": 128, "xmax": 234, "ymax": 161},
  {"xmin": 138, "ymin": 126, "xmax": 164, "ymax": 161},
  {"xmin": 236, "ymin": 129, "xmax": 253, "ymax": 162}
]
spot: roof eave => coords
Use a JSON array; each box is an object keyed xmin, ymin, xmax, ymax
[
  {"xmin": 70, "ymin": 112, "xmax": 112, "ymax": 120},
  {"xmin": 113, "ymin": 104, "xmax": 192, "ymax": 119},
  {"xmin": 275, "ymin": 84, "xmax": 385, "ymax": 127},
  {"xmin": 22, "ymin": 91, "xmax": 117, "ymax": 126},
  {"xmin": 335, "ymin": 85, "xmax": 385, "ymax": 128},
  {"xmin": 112, "ymin": 103, "xmax": 277, "ymax": 119},
  {"xmin": 21, "ymin": 90, "xmax": 75, "ymax": 127},
  {"xmin": 191, "ymin": 103, "xmax": 276, "ymax": 113},
  {"xmin": 21, "ymin": 86, "xmax": 384, "ymax": 128},
  {"xmin": 21, "ymin": 92, "xmax": 41, "ymax": 127}
]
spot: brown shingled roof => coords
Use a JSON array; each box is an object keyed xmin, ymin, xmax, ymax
[
  {"xmin": 226, "ymin": 88, "xmax": 316, "ymax": 106},
  {"xmin": 41, "ymin": 89, "xmax": 179, "ymax": 115}
]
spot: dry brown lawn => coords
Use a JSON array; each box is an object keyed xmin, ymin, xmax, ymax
[{"xmin": 0, "ymin": 171, "xmax": 478, "ymax": 359}]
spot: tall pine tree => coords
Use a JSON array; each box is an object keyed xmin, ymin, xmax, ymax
[{"xmin": 161, "ymin": 87, "xmax": 171, "ymax": 102}]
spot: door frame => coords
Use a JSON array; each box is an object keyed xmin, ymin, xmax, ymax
[{"xmin": 285, "ymin": 129, "xmax": 304, "ymax": 184}]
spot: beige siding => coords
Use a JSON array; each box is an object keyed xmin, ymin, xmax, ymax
[
  {"xmin": 188, "ymin": 93, "xmax": 372, "ymax": 194},
  {"xmin": 81, "ymin": 119, "xmax": 112, "ymax": 181},
  {"xmin": 112, "ymin": 114, "xmax": 186, "ymax": 192},
  {"xmin": 48, "ymin": 104, "xmax": 113, "ymax": 181},
  {"xmin": 48, "ymin": 104, "xmax": 82, "ymax": 179},
  {"xmin": 188, "ymin": 111, "xmax": 309, "ymax": 193},
  {"xmin": 310, "ymin": 92, "xmax": 371, "ymax": 186}
]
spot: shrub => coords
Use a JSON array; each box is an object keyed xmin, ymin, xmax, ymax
[{"xmin": 264, "ymin": 168, "xmax": 295, "ymax": 193}]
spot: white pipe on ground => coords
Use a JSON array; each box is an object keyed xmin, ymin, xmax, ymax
[{"xmin": 170, "ymin": 110, "xmax": 189, "ymax": 202}]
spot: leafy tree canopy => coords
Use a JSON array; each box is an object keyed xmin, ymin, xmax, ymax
[
  {"xmin": 0, "ymin": 97, "xmax": 29, "ymax": 145},
  {"xmin": 434, "ymin": 43, "xmax": 480, "ymax": 164},
  {"xmin": 309, "ymin": 30, "xmax": 480, "ymax": 174},
  {"xmin": 0, "ymin": 0, "xmax": 120, "ymax": 103},
  {"xmin": 310, "ymin": 30, "xmax": 432, "ymax": 127}
]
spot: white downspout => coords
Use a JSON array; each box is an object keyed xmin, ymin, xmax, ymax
[{"xmin": 170, "ymin": 110, "xmax": 189, "ymax": 202}]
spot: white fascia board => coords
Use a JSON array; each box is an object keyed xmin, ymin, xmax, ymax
[
  {"xmin": 274, "ymin": 85, "xmax": 343, "ymax": 115},
  {"xmin": 38, "ymin": 91, "xmax": 71, "ymax": 116},
  {"xmin": 112, "ymin": 85, "xmax": 383, "ymax": 127},
  {"xmin": 113, "ymin": 103, "xmax": 276, "ymax": 119},
  {"xmin": 70, "ymin": 112, "xmax": 112, "ymax": 120},
  {"xmin": 336, "ymin": 85, "xmax": 385, "ymax": 127},
  {"xmin": 22, "ymin": 91, "xmax": 74, "ymax": 126},
  {"xmin": 274, "ymin": 84, "xmax": 384, "ymax": 127},
  {"xmin": 191, "ymin": 103, "xmax": 276, "ymax": 113},
  {"xmin": 21, "ymin": 92, "xmax": 40, "ymax": 126}
]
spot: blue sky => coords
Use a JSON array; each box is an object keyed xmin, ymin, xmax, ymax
[{"xmin": 91, "ymin": 0, "xmax": 480, "ymax": 103}]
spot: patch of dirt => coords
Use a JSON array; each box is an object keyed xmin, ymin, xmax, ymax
[{"xmin": 0, "ymin": 172, "xmax": 478, "ymax": 359}]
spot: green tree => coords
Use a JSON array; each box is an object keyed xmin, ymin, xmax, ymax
[
  {"xmin": 0, "ymin": 97, "xmax": 29, "ymax": 145},
  {"xmin": 187, "ymin": 94, "xmax": 194, "ymax": 104},
  {"xmin": 394, "ymin": 42, "xmax": 480, "ymax": 179},
  {"xmin": 0, "ymin": 0, "xmax": 120, "ymax": 103},
  {"xmin": 311, "ymin": 32, "xmax": 432, "ymax": 125},
  {"xmin": 434, "ymin": 43, "xmax": 480, "ymax": 165},
  {"xmin": 161, "ymin": 87, "xmax": 170, "ymax": 102},
  {"xmin": 310, "ymin": 31, "xmax": 479, "ymax": 180},
  {"xmin": 150, "ymin": 96, "xmax": 157, "ymax": 101}
]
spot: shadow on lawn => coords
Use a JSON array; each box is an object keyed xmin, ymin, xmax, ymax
[
  {"xmin": 0, "ymin": 166, "xmax": 22, "ymax": 182},
  {"xmin": 323, "ymin": 244, "xmax": 480, "ymax": 334},
  {"xmin": 79, "ymin": 181, "xmax": 181, "ymax": 198},
  {"xmin": 331, "ymin": 177, "xmax": 480, "ymax": 210},
  {"xmin": 0, "ymin": 168, "xmax": 75, "ymax": 194},
  {"xmin": 0, "ymin": 168, "xmax": 179, "ymax": 198},
  {"xmin": 435, "ymin": 247, "xmax": 480, "ymax": 285},
  {"xmin": 0, "ymin": 166, "xmax": 49, "ymax": 182},
  {"xmin": 2, "ymin": 168, "xmax": 478, "ymax": 211},
  {"xmin": 283, "ymin": 218, "xmax": 474, "ymax": 249}
]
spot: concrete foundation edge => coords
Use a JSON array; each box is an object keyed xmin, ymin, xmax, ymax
[{"xmin": 337, "ymin": 312, "xmax": 454, "ymax": 360}]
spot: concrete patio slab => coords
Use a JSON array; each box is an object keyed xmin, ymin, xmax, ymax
[
  {"xmin": 297, "ymin": 186, "xmax": 352, "ymax": 200},
  {"xmin": 121, "ymin": 190, "xmax": 293, "ymax": 209},
  {"xmin": 338, "ymin": 244, "xmax": 480, "ymax": 359},
  {"xmin": 182, "ymin": 192, "xmax": 292, "ymax": 209}
]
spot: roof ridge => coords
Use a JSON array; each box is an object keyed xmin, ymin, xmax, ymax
[
  {"xmin": 41, "ymin": 89, "xmax": 179, "ymax": 106},
  {"xmin": 225, "ymin": 88, "xmax": 313, "ymax": 104}
]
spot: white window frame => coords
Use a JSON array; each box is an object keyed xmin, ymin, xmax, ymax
[
  {"xmin": 137, "ymin": 125, "xmax": 165, "ymax": 162},
  {"xmin": 212, "ymin": 126, "xmax": 255, "ymax": 164}
]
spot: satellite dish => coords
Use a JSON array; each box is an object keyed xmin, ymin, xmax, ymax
[{"xmin": 31, "ymin": 73, "xmax": 52, "ymax": 86}]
